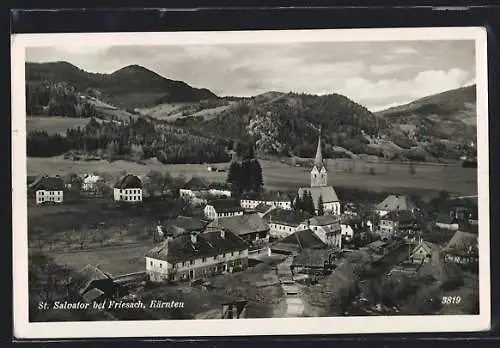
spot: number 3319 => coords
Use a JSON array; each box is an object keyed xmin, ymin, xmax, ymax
[{"xmin": 442, "ymin": 296, "xmax": 461, "ymax": 304}]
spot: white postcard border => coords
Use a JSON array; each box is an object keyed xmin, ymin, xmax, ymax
[{"xmin": 11, "ymin": 27, "xmax": 491, "ymax": 339}]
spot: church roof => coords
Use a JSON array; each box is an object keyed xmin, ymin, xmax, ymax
[{"xmin": 298, "ymin": 186, "xmax": 339, "ymax": 208}]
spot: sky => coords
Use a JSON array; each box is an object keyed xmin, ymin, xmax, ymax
[{"xmin": 26, "ymin": 40, "xmax": 476, "ymax": 111}]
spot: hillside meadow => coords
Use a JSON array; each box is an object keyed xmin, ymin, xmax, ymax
[
  {"xmin": 26, "ymin": 116, "xmax": 91, "ymax": 135},
  {"xmin": 27, "ymin": 156, "xmax": 478, "ymax": 196}
]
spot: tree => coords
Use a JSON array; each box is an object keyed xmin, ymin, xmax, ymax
[
  {"xmin": 317, "ymin": 194, "xmax": 325, "ymax": 216},
  {"xmin": 106, "ymin": 140, "xmax": 117, "ymax": 162},
  {"xmin": 146, "ymin": 170, "xmax": 164, "ymax": 195},
  {"xmin": 303, "ymin": 191, "xmax": 316, "ymax": 215},
  {"xmin": 294, "ymin": 194, "xmax": 303, "ymax": 212}
]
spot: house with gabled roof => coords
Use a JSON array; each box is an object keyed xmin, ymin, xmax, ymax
[
  {"xmin": 207, "ymin": 213, "xmax": 270, "ymax": 257},
  {"xmin": 267, "ymin": 208, "xmax": 312, "ymax": 239},
  {"xmin": 204, "ymin": 199, "xmax": 244, "ymax": 220},
  {"xmin": 113, "ymin": 174, "xmax": 143, "ymax": 202},
  {"xmin": 375, "ymin": 194, "xmax": 417, "ymax": 217},
  {"xmin": 298, "ymin": 215, "xmax": 342, "ymax": 249},
  {"xmin": 270, "ymin": 228, "xmax": 327, "ymax": 255},
  {"xmin": 179, "ymin": 177, "xmax": 210, "ymax": 200},
  {"xmin": 28, "ymin": 175, "xmax": 65, "ymax": 204},
  {"xmin": 145, "ymin": 229, "xmax": 249, "ymax": 282},
  {"xmin": 408, "ymin": 239, "xmax": 441, "ymax": 265},
  {"xmin": 72, "ymin": 264, "xmax": 122, "ymax": 302},
  {"xmin": 378, "ymin": 210, "xmax": 418, "ymax": 239},
  {"xmin": 443, "ymin": 229, "xmax": 478, "ymax": 268},
  {"xmin": 240, "ymin": 191, "xmax": 294, "ymax": 211},
  {"xmin": 253, "ymin": 203, "xmax": 277, "ymax": 218}
]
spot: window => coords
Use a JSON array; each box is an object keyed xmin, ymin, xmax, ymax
[
  {"xmin": 190, "ymin": 260, "xmax": 195, "ymax": 265},
  {"xmin": 159, "ymin": 263, "xmax": 162, "ymax": 268},
  {"xmin": 213, "ymin": 256, "xmax": 217, "ymax": 261},
  {"xmin": 231, "ymin": 251, "xmax": 234, "ymax": 256},
  {"xmin": 202, "ymin": 257, "xmax": 206, "ymax": 263},
  {"xmin": 150, "ymin": 261, "xmax": 153, "ymax": 266}
]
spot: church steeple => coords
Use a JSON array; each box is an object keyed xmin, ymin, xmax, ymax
[
  {"xmin": 314, "ymin": 125, "xmax": 324, "ymax": 170},
  {"xmin": 311, "ymin": 126, "xmax": 328, "ymax": 187}
]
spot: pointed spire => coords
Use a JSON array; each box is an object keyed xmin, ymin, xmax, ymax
[{"xmin": 314, "ymin": 125, "xmax": 323, "ymax": 169}]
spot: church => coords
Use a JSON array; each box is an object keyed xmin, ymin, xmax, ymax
[{"xmin": 297, "ymin": 128, "xmax": 341, "ymax": 216}]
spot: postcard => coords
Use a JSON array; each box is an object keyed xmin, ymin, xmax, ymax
[{"xmin": 11, "ymin": 27, "xmax": 490, "ymax": 338}]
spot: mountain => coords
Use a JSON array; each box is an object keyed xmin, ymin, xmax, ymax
[
  {"xmin": 25, "ymin": 61, "xmax": 219, "ymax": 109},
  {"xmin": 375, "ymin": 85, "xmax": 477, "ymax": 143}
]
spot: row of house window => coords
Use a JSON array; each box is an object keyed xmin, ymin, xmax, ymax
[
  {"xmin": 122, "ymin": 189, "xmax": 141, "ymax": 194},
  {"xmin": 120, "ymin": 195, "xmax": 142, "ymax": 201},
  {"xmin": 151, "ymin": 250, "xmax": 245, "ymax": 269}
]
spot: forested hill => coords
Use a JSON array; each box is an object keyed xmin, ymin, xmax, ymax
[{"xmin": 25, "ymin": 61, "xmax": 219, "ymax": 110}]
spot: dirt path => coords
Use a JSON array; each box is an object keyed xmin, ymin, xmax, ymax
[{"xmin": 276, "ymin": 256, "xmax": 305, "ymax": 317}]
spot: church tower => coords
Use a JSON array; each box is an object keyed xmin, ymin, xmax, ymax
[{"xmin": 311, "ymin": 126, "xmax": 328, "ymax": 187}]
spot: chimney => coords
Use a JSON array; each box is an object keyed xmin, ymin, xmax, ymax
[
  {"xmin": 220, "ymin": 229, "xmax": 226, "ymax": 239},
  {"xmin": 191, "ymin": 233, "xmax": 197, "ymax": 244}
]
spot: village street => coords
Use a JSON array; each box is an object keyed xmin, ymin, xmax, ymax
[{"xmin": 276, "ymin": 256, "xmax": 305, "ymax": 317}]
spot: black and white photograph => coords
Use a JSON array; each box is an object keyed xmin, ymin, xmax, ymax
[{"xmin": 11, "ymin": 27, "xmax": 490, "ymax": 338}]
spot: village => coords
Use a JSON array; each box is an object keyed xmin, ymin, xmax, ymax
[{"xmin": 27, "ymin": 129, "xmax": 479, "ymax": 320}]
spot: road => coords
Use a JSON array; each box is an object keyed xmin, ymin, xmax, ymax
[{"xmin": 276, "ymin": 256, "xmax": 305, "ymax": 317}]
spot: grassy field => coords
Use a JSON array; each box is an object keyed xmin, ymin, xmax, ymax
[
  {"xmin": 27, "ymin": 156, "xmax": 478, "ymax": 196},
  {"xmin": 26, "ymin": 116, "xmax": 91, "ymax": 135},
  {"xmin": 49, "ymin": 243, "xmax": 152, "ymax": 277}
]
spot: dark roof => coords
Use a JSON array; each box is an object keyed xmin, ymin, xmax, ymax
[
  {"xmin": 435, "ymin": 213, "xmax": 458, "ymax": 225},
  {"xmin": 72, "ymin": 265, "xmax": 113, "ymax": 293},
  {"xmin": 114, "ymin": 174, "xmax": 142, "ymax": 189},
  {"xmin": 241, "ymin": 191, "xmax": 294, "ymax": 201},
  {"xmin": 161, "ymin": 216, "xmax": 209, "ymax": 237},
  {"xmin": 82, "ymin": 288, "xmax": 105, "ymax": 302},
  {"xmin": 207, "ymin": 214, "xmax": 269, "ymax": 236},
  {"xmin": 376, "ymin": 194, "xmax": 417, "ymax": 212},
  {"xmin": 184, "ymin": 177, "xmax": 209, "ymax": 190},
  {"xmin": 272, "ymin": 228, "xmax": 327, "ymax": 253},
  {"xmin": 207, "ymin": 199, "xmax": 243, "ymax": 213},
  {"xmin": 268, "ymin": 209, "xmax": 311, "ymax": 226},
  {"xmin": 208, "ymin": 182, "xmax": 233, "ymax": 190},
  {"xmin": 383, "ymin": 210, "xmax": 416, "ymax": 223},
  {"xmin": 254, "ymin": 203, "xmax": 274, "ymax": 214},
  {"xmin": 307, "ymin": 215, "xmax": 340, "ymax": 226},
  {"xmin": 146, "ymin": 229, "xmax": 248, "ymax": 264},
  {"xmin": 292, "ymin": 248, "xmax": 335, "ymax": 268},
  {"xmin": 28, "ymin": 175, "xmax": 64, "ymax": 191}
]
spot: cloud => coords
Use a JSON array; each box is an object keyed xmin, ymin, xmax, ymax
[
  {"xmin": 339, "ymin": 67, "xmax": 472, "ymax": 111},
  {"xmin": 370, "ymin": 64, "xmax": 415, "ymax": 75}
]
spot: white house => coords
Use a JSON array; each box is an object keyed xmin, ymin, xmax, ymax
[
  {"xmin": 296, "ymin": 128, "xmax": 341, "ymax": 215},
  {"xmin": 298, "ymin": 215, "xmax": 342, "ymax": 249},
  {"xmin": 340, "ymin": 224, "xmax": 354, "ymax": 240},
  {"xmin": 240, "ymin": 195, "xmax": 293, "ymax": 210},
  {"xmin": 267, "ymin": 209, "xmax": 310, "ymax": 239},
  {"xmin": 204, "ymin": 199, "xmax": 244, "ymax": 220},
  {"xmin": 145, "ymin": 229, "xmax": 249, "ymax": 282},
  {"xmin": 208, "ymin": 182, "xmax": 233, "ymax": 198},
  {"xmin": 113, "ymin": 174, "xmax": 143, "ymax": 202},
  {"xmin": 29, "ymin": 175, "xmax": 65, "ymax": 205},
  {"xmin": 179, "ymin": 177, "xmax": 209, "ymax": 200}
]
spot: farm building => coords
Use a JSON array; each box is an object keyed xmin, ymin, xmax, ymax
[
  {"xmin": 81, "ymin": 173, "xmax": 105, "ymax": 194},
  {"xmin": 208, "ymin": 182, "xmax": 233, "ymax": 198},
  {"xmin": 179, "ymin": 177, "xmax": 210, "ymax": 200},
  {"xmin": 297, "ymin": 215, "xmax": 342, "ymax": 249},
  {"xmin": 28, "ymin": 175, "xmax": 64, "ymax": 205},
  {"xmin": 297, "ymin": 128, "xmax": 341, "ymax": 216},
  {"xmin": 204, "ymin": 199, "xmax": 244, "ymax": 220},
  {"xmin": 267, "ymin": 209, "xmax": 312, "ymax": 239},
  {"xmin": 435, "ymin": 213, "xmax": 460, "ymax": 231},
  {"xmin": 271, "ymin": 228, "xmax": 327, "ymax": 256},
  {"xmin": 145, "ymin": 229, "xmax": 249, "ymax": 282},
  {"xmin": 113, "ymin": 174, "xmax": 143, "ymax": 202},
  {"xmin": 374, "ymin": 194, "xmax": 417, "ymax": 217},
  {"xmin": 154, "ymin": 216, "xmax": 209, "ymax": 242},
  {"xmin": 72, "ymin": 265, "xmax": 122, "ymax": 302},
  {"xmin": 252, "ymin": 203, "xmax": 277, "ymax": 218},
  {"xmin": 443, "ymin": 229, "xmax": 478, "ymax": 268},
  {"xmin": 291, "ymin": 248, "xmax": 337, "ymax": 276},
  {"xmin": 207, "ymin": 213, "xmax": 270, "ymax": 257}
]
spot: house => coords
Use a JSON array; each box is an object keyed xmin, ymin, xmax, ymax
[
  {"xmin": 297, "ymin": 215, "xmax": 342, "ymax": 249},
  {"xmin": 364, "ymin": 240, "xmax": 388, "ymax": 256},
  {"xmin": 208, "ymin": 182, "xmax": 233, "ymax": 198},
  {"xmin": 266, "ymin": 209, "xmax": 311, "ymax": 239},
  {"xmin": 271, "ymin": 228, "xmax": 327, "ymax": 256},
  {"xmin": 291, "ymin": 248, "xmax": 337, "ymax": 275},
  {"xmin": 375, "ymin": 194, "xmax": 417, "ymax": 217},
  {"xmin": 72, "ymin": 265, "xmax": 122, "ymax": 302},
  {"xmin": 204, "ymin": 199, "xmax": 244, "ymax": 220},
  {"xmin": 82, "ymin": 174, "xmax": 104, "ymax": 194},
  {"xmin": 145, "ymin": 229, "xmax": 249, "ymax": 282},
  {"xmin": 341, "ymin": 224, "xmax": 354, "ymax": 240},
  {"xmin": 443, "ymin": 230, "xmax": 478, "ymax": 267},
  {"xmin": 253, "ymin": 203, "xmax": 277, "ymax": 218},
  {"xmin": 179, "ymin": 177, "xmax": 209, "ymax": 200},
  {"xmin": 207, "ymin": 213, "xmax": 270, "ymax": 257},
  {"xmin": 435, "ymin": 213, "xmax": 460, "ymax": 231},
  {"xmin": 113, "ymin": 174, "xmax": 143, "ymax": 202},
  {"xmin": 155, "ymin": 216, "xmax": 209, "ymax": 242},
  {"xmin": 28, "ymin": 175, "xmax": 64, "ymax": 205},
  {"xmin": 240, "ymin": 191, "xmax": 293, "ymax": 211},
  {"xmin": 378, "ymin": 210, "xmax": 418, "ymax": 239},
  {"xmin": 408, "ymin": 239, "xmax": 441, "ymax": 265},
  {"xmin": 297, "ymin": 128, "xmax": 341, "ymax": 215}
]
